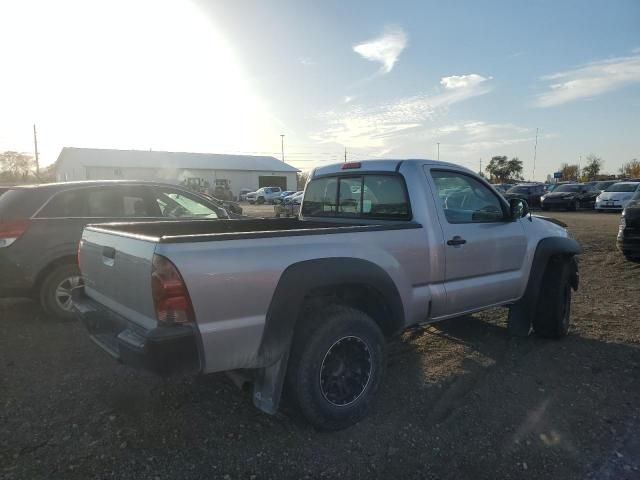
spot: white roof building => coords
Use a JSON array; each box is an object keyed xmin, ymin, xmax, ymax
[{"xmin": 55, "ymin": 147, "xmax": 300, "ymax": 197}]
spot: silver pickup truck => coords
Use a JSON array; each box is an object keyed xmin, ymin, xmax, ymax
[{"xmin": 74, "ymin": 159, "xmax": 580, "ymax": 430}]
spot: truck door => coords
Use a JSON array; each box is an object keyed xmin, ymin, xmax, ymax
[{"xmin": 423, "ymin": 167, "xmax": 527, "ymax": 316}]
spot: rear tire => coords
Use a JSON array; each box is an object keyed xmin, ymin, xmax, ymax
[
  {"xmin": 532, "ymin": 257, "xmax": 572, "ymax": 338},
  {"xmin": 40, "ymin": 264, "xmax": 83, "ymax": 320},
  {"xmin": 541, "ymin": 205, "xmax": 550, "ymax": 211},
  {"xmin": 286, "ymin": 305, "xmax": 386, "ymax": 430},
  {"xmin": 257, "ymin": 197, "xmax": 265, "ymax": 205}
]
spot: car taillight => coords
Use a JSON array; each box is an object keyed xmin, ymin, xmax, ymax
[
  {"xmin": 0, "ymin": 219, "xmax": 30, "ymax": 248},
  {"xmin": 151, "ymin": 254, "xmax": 195, "ymax": 325}
]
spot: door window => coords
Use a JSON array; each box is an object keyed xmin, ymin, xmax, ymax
[
  {"xmin": 431, "ymin": 170, "xmax": 506, "ymax": 224},
  {"xmin": 155, "ymin": 189, "xmax": 219, "ymax": 218}
]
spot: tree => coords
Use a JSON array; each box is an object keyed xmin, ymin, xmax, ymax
[
  {"xmin": 559, "ymin": 163, "xmax": 580, "ymax": 181},
  {"xmin": 0, "ymin": 151, "xmax": 35, "ymax": 181},
  {"xmin": 297, "ymin": 171, "xmax": 310, "ymax": 190},
  {"xmin": 620, "ymin": 159, "xmax": 640, "ymax": 178},
  {"xmin": 581, "ymin": 154, "xmax": 603, "ymax": 181},
  {"xmin": 485, "ymin": 156, "xmax": 523, "ymax": 183}
]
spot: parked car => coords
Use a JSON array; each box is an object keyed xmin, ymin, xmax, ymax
[
  {"xmin": 595, "ymin": 182, "xmax": 640, "ymax": 212},
  {"xmin": 74, "ymin": 159, "xmax": 580, "ymax": 430},
  {"xmin": 618, "ymin": 189, "xmax": 640, "ymax": 261},
  {"xmin": 0, "ymin": 187, "xmax": 10, "ymax": 197},
  {"xmin": 283, "ymin": 190, "xmax": 304, "ymax": 204},
  {"xmin": 271, "ymin": 190, "xmax": 296, "ymax": 204},
  {"xmin": 491, "ymin": 183, "xmax": 514, "ymax": 195},
  {"xmin": 0, "ymin": 180, "xmax": 230, "ymax": 319},
  {"xmin": 545, "ymin": 181, "xmax": 572, "ymax": 193},
  {"xmin": 594, "ymin": 180, "xmax": 619, "ymax": 193},
  {"xmin": 503, "ymin": 183, "xmax": 546, "ymax": 208},
  {"xmin": 238, "ymin": 188, "xmax": 253, "ymax": 202},
  {"xmin": 246, "ymin": 186, "xmax": 282, "ymax": 204},
  {"xmin": 540, "ymin": 183, "xmax": 599, "ymax": 211},
  {"xmin": 199, "ymin": 192, "xmax": 243, "ymax": 215}
]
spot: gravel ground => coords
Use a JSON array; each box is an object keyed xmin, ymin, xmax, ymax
[{"xmin": 1, "ymin": 210, "xmax": 639, "ymax": 480}]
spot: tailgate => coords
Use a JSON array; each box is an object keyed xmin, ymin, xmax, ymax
[{"xmin": 79, "ymin": 227, "xmax": 158, "ymax": 330}]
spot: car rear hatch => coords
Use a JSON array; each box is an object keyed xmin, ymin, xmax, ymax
[{"xmin": 79, "ymin": 226, "xmax": 158, "ymax": 330}]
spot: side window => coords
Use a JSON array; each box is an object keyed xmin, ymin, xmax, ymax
[
  {"xmin": 121, "ymin": 187, "xmax": 157, "ymax": 217},
  {"xmin": 37, "ymin": 189, "xmax": 86, "ymax": 217},
  {"xmin": 85, "ymin": 188, "xmax": 124, "ymax": 217},
  {"xmin": 154, "ymin": 189, "xmax": 219, "ymax": 219},
  {"xmin": 431, "ymin": 170, "xmax": 505, "ymax": 224}
]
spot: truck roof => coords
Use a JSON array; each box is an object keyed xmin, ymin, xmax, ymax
[{"xmin": 312, "ymin": 159, "xmax": 473, "ymax": 178}]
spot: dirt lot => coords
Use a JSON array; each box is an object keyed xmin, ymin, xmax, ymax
[{"xmin": 1, "ymin": 210, "xmax": 639, "ymax": 480}]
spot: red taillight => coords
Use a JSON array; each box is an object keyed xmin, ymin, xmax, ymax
[
  {"xmin": 0, "ymin": 219, "xmax": 30, "ymax": 247},
  {"xmin": 151, "ymin": 254, "xmax": 195, "ymax": 325},
  {"xmin": 342, "ymin": 162, "xmax": 361, "ymax": 170}
]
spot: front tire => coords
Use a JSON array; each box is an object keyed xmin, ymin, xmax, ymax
[
  {"xmin": 40, "ymin": 264, "xmax": 83, "ymax": 319},
  {"xmin": 532, "ymin": 257, "xmax": 572, "ymax": 338},
  {"xmin": 286, "ymin": 305, "xmax": 386, "ymax": 430},
  {"xmin": 257, "ymin": 197, "xmax": 265, "ymax": 205}
]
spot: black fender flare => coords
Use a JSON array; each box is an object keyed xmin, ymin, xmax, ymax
[
  {"xmin": 509, "ymin": 236, "xmax": 581, "ymax": 335},
  {"xmin": 256, "ymin": 257, "xmax": 405, "ymax": 366}
]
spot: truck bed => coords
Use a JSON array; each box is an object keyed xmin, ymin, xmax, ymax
[{"xmin": 86, "ymin": 218, "xmax": 422, "ymax": 243}]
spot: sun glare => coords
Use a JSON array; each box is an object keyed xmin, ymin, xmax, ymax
[{"xmin": 0, "ymin": 0, "xmax": 278, "ymax": 164}]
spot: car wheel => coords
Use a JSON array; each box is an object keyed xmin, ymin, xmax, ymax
[
  {"xmin": 532, "ymin": 257, "xmax": 572, "ymax": 338},
  {"xmin": 40, "ymin": 263, "xmax": 83, "ymax": 319},
  {"xmin": 623, "ymin": 254, "xmax": 640, "ymax": 263},
  {"xmin": 286, "ymin": 305, "xmax": 386, "ymax": 430},
  {"xmin": 257, "ymin": 197, "xmax": 265, "ymax": 205},
  {"xmin": 249, "ymin": 200, "xmax": 255, "ymax": 205},
  {"xmin": 541, "ymin": 205, "xmax": 550, "ymax": 211}
]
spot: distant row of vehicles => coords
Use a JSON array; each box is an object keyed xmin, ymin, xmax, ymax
[{"xmin": 493, "ymin": 180, "xmax": 640, "ymax": 212}]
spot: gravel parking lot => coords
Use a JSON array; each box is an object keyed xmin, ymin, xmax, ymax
[{"xmin": 1, "ymin": 210, "xmax": 639, "ymax": 480}]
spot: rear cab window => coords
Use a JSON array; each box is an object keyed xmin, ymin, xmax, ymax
[{"xmin": 301, "ymin": 174, "xmax": 410, "ymax": 220}]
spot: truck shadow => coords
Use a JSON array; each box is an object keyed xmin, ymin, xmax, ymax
[{"xmin": 2, "ymin": 300, "xmax": 639, "ymax": 480}]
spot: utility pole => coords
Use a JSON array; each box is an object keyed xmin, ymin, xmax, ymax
[
  {"xmin": 479, "ymin": 158, "xmax": 482, "ymax": 175},
  {"xmin": 532, "ymin": 127, "xmax": 538, "ymax": 181},
  {"xmin": 344, "ymin": 147, "xmax": 347, "ymax": 163},
  {"xmin": 280, "ymin": 134, "xmax": 285, "ymax": 162},
  {"xmin": 33, "ymin": 124, "xmax": 40, "ymax": 177},
  {"xmin": 437, "ymin": 142, "xmax": 440, "ymax": 161}
]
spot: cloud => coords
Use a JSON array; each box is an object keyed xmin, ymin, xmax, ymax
[
  {"xmin": 535, "ymin": 54, "xmax": 640, "ymax": 107},
  {"xmin": 299, "ymin": 57, "xmax": 315, "ymax": 66},
  {"xmin": 343, "ymin": 96, "xmax": 354, "ymax": 103},
  {"xmin": 353, "ymin": 26, "xmax": 407, "ymax": 74},
  {"xmin": 315, "ymin": 74, "xmax": 492, "ymax": 149}
]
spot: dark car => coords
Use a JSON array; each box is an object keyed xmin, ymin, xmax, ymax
[
  {"xmin": 540, "ymin": 183, "xmax": 598, "ymax": 211},
  {"xmin": 503, "ymin": 184, "xmax": 546, "ymax": 208},
  {"xmin": 0, "ymin": 187, "xmax": 11, "ymax": 196},
  {"xmin": 618, "ymin": 190, "xmax": 640, "ymax": 261},
  {"xmin": 0, "ymin": 180, "xmax": 229, "ymax": 318}
]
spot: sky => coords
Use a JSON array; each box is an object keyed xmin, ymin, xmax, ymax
[{"xmin": 0, "ymin": 0, "xmax": 639, "ymax": 180}]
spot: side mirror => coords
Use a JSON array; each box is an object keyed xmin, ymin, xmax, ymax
[{"xmin": 509, "ymin": 198, "xmax": 529, "ymax": 220}]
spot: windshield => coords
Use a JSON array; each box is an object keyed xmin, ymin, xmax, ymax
[
  {"xmin": 555, "ymin": 184, "xmax": 581, "ymax": 193},
  {"xmin": 595, "ymin": 181, "xmax": 616, "ymax": 190},
  {"xmin": 506, "ymin": 186, "xmax": 530, "ymax": 194},
  {"xmin": 606, "ymin": 183, "xmax": 639, "ymax": 192}
]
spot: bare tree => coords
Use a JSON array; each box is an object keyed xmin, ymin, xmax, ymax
[
  {"xmin": 581, "ymin": 154, "xmax": 603, "ymax": 181},
  {"xmin": 297, "ymin": 171, "xmax": 310, "ymax": 190},
  {"xmin": 559, "ymin": 163, "xmax": 580, "ymax": 181},
  {"xmin": 0, "ymin": 151, "xmax": 36, "ymax": 181},
  {"xmin": 620, "ymin": 159, "xmax": 640, "ymax": 178}
]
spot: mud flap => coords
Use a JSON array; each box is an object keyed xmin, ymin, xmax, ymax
[{"xmin": 252, "ymin": 349, "xmax": 290, "ymax": 415}]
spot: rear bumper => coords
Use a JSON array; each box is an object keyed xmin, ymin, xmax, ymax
[
  {"xmin": 0, "ymin": 250, "xmax": 33, "ymax": 297},
  {"xmin": 73, "ymin": 289, "xmax": 201, "ymax": 376}
]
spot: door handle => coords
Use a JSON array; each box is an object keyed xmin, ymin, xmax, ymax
[
  {"xmin": 447, "ymin": 236, "xmax": 467, "ymax": 246},
  {"xmin": 102, "ymin": 246, "xmax": 116, "ymax": 259}
]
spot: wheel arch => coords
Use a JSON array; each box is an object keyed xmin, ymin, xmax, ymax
[
  {"xmin": 33, "ymin": 255, "xmax": 78, "ymax": 294},
  {"xmin": 257, "ymin": 257, "xmax": 405, "ymax": 366}
]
